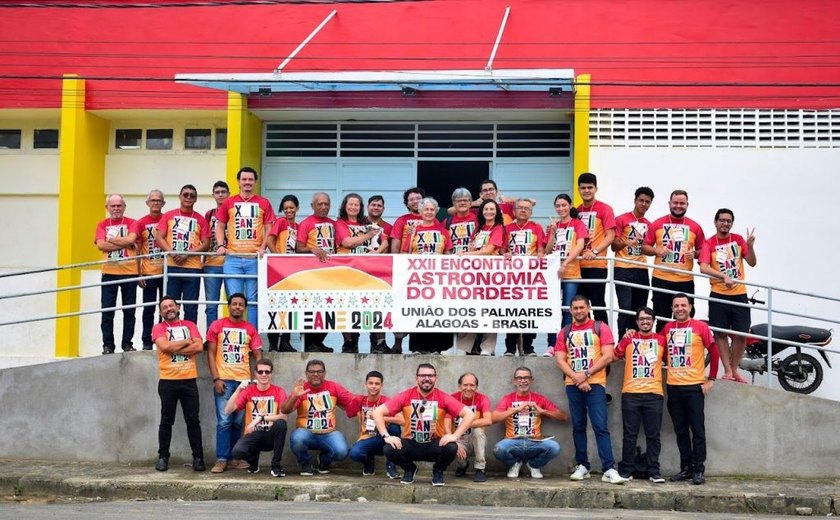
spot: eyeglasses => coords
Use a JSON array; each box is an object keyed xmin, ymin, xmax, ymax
[
  {"xmin": 514, "ymin": 376, "xmax": 532, "ymax": 381},
  {"xmin": 148, "ymin": 199, "xmax": 164, "ymax": 204},
  {"xmin": 256, "ymin": 370, "xmax": 272, "ymax": 375},
  {"xmin": 417, "ymin": 373, "xmax": 436, "ymax": 379},
  {"xmin": 181, "ymin": 192, "xmax": 197, "ymax": 199},
  {"xmin": 515, "ymin": 206, "xmax": 532, "ymax": 211},
  {"xmin": 480, "ymin": 187, "xmax": 496, "ymax": 193},
  {"xmin": 306, "ymin": 370, "xmax": 325, "ymax": 375},
  {"xmin": 717, "ymin": 218, "xmax": 733, "ymax": 224},
  {"xmin": 638, "ymin": 317, "xmax": 654, "ymax": 321},
  {"xmin": 454, "ymin": 198, "xmax": 471, "ymax": 203}
]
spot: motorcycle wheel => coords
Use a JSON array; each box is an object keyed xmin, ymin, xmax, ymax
[{"xmin": 777, "ymin": 353, "xmax": 823, "ymax": 394}]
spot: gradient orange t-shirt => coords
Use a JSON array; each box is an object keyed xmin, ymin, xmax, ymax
[
  {"xmin": 204, "ymin": 207, "xmax": 225, "ymax": 268},
  {"xmin": 444, "ymin": 213, "xmax": 479, "ymax": 254},
  {"xmin": 615, "ymin": 332, "xmax": 666, "ymax": 395},
  {"xmin": 156, "ymin": 209, "xmax": 210, "ymax": 270},
  {"xmin": 577, "ymin": 200, "xmax": 616, "ymax": 269},
  {"xmin": 470, "ymin": 224, "xmax": 505, "ymax": 254},
  {"xmin": 384, "ymin": 387, "xmax": 465, "ymax": 444},
  {"xmin": 268, "ymin": 218, "xmax": 298, "ymax": 254},
  {"xmin": 614, "ymin": 212, "xmax": 651, "ymax": 270},
  {"xmin": 699, "ymin": 234, "xmax": 750, "ymax": 296},
  {"xmin": 407, "ymin": 222, "xmax": 452, "ymax": 255},
  {"xmin": 344, "ymin": 394, "xmax": 390, "ymax": 441},
  {"xmin": 335, "ymin": 218, "xmax": 372, "ymax": 254},
  {"xmin": 136, "ymin": 214, "xmax": 164, "ymax": 275},
  {"xmin": 505, "ymin": 221, "xmax": 546, "ymax": 256},
  {"xmin": 494, "ymin": 391, "xmax": 558, "ymax": 439},
  {"xmin": 447, "ymin": 391, "xmax": 491, "ymax": 434},
  {"xmin": 234, "ymin": 384, "xmax": 287, "ymax": 431},
  {"xmin": 95, "ymin": 217, "xmax": 139, "ymax": 276},
  {"xmin": 644, "ymin": 215, "xmax": 706, "ymax": 283},
  {"xmin": 548, "ymin": 218, "xmax": 589, "ymax": 280},
  {"xmin": 662, "ymin": 319, "xmax": 719, "ymax": 385},
  {"xmin": 392, "ymin": 213, "xmax": 423, "ymax": 252},
  {"xmin": 206, "ymin": 317, "xmax": 263, "ymax": 381},
  {"xmin": 296, "ymin": 215, "xmax": 336, "ymax": 254},
  {"xmin": 216, "ymin": 194, "xmax": 276, "ymax": 255},
  {"xmin": 555, "ymin": 319, "xmax": 614, "ymax": 386},
  {"xmin": 291, "ymin": 380, "xmax": 354, "ymax": 433},
  {"xmin": 151, "ymin": 320, "xmax": 202, "ymax": 380}
]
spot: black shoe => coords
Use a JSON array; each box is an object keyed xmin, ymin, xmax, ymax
[
  {"xmin": 371, "ymin": 341, "xmax": 392, "ymax": 354},
  {"xmin": 473, "ymin": 469, "xmax": 487, "ymax": 482},
  {"xmin": 248, "ymin": 465, "xmax": 260, "ymax": 474},
  {"xmin": 432, "ymin": 469, "xmax": 445, "ymax": 486},
  {"xmin": 670, "ymin": 469, "xmax": 692, "ymax": 482},
  {"xmin": 270, "ymin": 467, "xmax": 285, "ymax": 477},
  {"xmin": 277, "ymin": 339, "xmax": 297, "ymax": 352},
  {"xmin": 155, "ymin": 457, "xmax": 169, "ymax": 471},
  {"xmin": 692, "ymin": 471, "xmax": 705, "ymax": 485},
  {"xmin": 193, "ymin": 457, "xmax": 206, "ymax": 471},
  {"xmin": 300, "ymin": 463, "xmax": 315, "ymax": 476},
  {"xmin": 649, "ymin": 473, "xmax": 666, "ymax": 484},
  {"xmin": 386, "ymin": 463, "xmax": 400, "ymax": 479},
  {"xmin": 317, "ymin": 460, "xmax": 331, "ymax": 474},
  {"xmin": 304, "ymin": 343, "xmax": 334, "ymax": 353},
  {"xmin": 122, "ymin": 345, "xmax": 136, "ymax": 352},
  {"xmin": 401, "ymin": 465, "xmax": 417, "ymax": 484},
  {"xmin": 102, "ymin": 347, "xmax": 115, "ymax": 355},
  {"xmin": 455, "ymin": 463, "xmax": 468, "ymax": 478},
  {"xmin": 341, "ymin": 341, "xmax": 358, "ymax": 354},
  {"xmin": 142, "ymin": 343, "xmax": 153, "ymax": 351}
]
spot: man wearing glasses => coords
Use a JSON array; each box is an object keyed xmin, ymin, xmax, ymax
[
  {"xmin": 281, "ymin": 360, "xmax": 354, "ymax": 475},
  {"xmin": 136, "ymin": 189, "xmax": 166, "ymax": 350},
  {"xmin": 491, "ymin": 367, "xmax": 567, "ymax": 478},
  {"xmin": 225, "ymin": 358, "xmax": 289, "ymax": 477},
  {"xmin": 206, "ymin": 293, "xmax": 263, "ymax": 474},
  {"xmin": 155, "ymin": 184, "xmax": 210, "ymax": 324},
  {"xmin": 372, "ymin": 363, "xmax": 475, "ymax": 487}
]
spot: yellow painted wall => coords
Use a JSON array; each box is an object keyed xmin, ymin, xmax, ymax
[
  {"xmin": 225, "ymin": 92, "xmax": 263, "ymax": 192},
  {"xmin": 573, "ymin": 73, "xmax": 591, "ymax": 206}
]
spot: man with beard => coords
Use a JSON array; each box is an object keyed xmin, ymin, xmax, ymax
[
  {"xmin": 612, "ymin": 187, "xmax": 654, "ymax": 337},
  {"xmin": 643, "ymin": 190, "xmax": 706, "ymax": 331},
  {"xmin": 151, "ymin": 296, "xmax": 205, "ymax": 472},
  {"xmin": 576, "ymin": 172, "xmax": 616, "ymax": 324},
  {"xmin": 390, "ymin": 187, "xmax": 425, "ymax": 254},
  {"xmin": 206, "ymin": 293, "xmax": 263, "ymax": 474},
  {"xmin": 372, "ymin": 363, "xmax": 475, "ymax": 487}
]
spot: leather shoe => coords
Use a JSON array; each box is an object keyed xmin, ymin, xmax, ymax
[
  {"xmin": 670, "ymin": 469, "xmax": 692, "ymax": 482},
  {"xmin": 277, "ymin": 339, "xmax": 297, "ymax": 352},
  {"xmin": 155, "ymin": 457, "xmax": 169, "ymax": 472},
  {"xmin": 692, "ymin": 471, "xmax": 705, "ymax": 485},
  {"xmin": 193, "ymin": 457, "xmax": 206, "ymax": 471}
]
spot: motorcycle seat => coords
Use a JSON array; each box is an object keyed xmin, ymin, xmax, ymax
[{"xmin": 751, "ymin": 324, "xmax": 831, "ymax": 345}]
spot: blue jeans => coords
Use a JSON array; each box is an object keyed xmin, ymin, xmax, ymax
[
  {"xmin": 141, "ymin": 276, "xmax": 163, "ymax": 347},
  {"xmin": 223, "ymin": 255, "xmax": 258, "ymax": 330},
  {"xmin": 214, "ymin": 380, "xmax": 244, "ymax": 461},
  {"xmin": 165, "ymin": 266, "xmax": 201, "ymax": 323},
  {"xmin": 548, "ymin": 280, "xmax": 579, "ymax": 346},
  {"xmin": 100, "ymin": 273, "xmax": 137, "ymax": 350},
  {"xmin": 349, "ymin": 424, "xmax": 400, "ymax": 471},
  {"xmin": 203, "ymin": 265, "xmax": 224, "ymax": 326},
  {"xmin": 493, "ymin": 438, "xmax": 560, "ymax": 468},
  {"xmin": 289, "ymin": 428, "xmax": 349, "ymax": 468},
  {"xmin": 566, "ymin": 383, "xmax": 615, "ymax": 471}
]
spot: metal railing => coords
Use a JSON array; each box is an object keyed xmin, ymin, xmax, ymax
[{"xmin": 0, "ymin": 253, "xmax": 836, "ymax": 391}]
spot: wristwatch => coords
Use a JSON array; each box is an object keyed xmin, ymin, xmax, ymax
[
  {"xmin": 592, "ymin": 248, "xmax": 600, "ymax": 255},
  {"xmin": 583, "ymin": 369, "xmax": 591, "ymax": 379}
]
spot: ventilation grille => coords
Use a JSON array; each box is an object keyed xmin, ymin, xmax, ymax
[
  {"xmin": 265, "ymin": 122, "xmax": 571, "ymax": 158},
  {"xmin": 590, "ymin": 109, "xmax": 840, "ymax": 148}
]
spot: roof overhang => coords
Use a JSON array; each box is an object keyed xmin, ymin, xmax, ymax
[{"xmin": 175, "ymin": 69, "xmax": 576, "ymax": 96}]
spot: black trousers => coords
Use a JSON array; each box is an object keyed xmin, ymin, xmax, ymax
[
  {"xmin": 580, "ymin": 267, "xmax": 609, "ymax": 323},
  {"xmin": 666, "ymin": 384, "xmax": 706, "ymax": 472},
  {"xmin": 651, "ymin": 277, "xmax": 695, "ymax": 332},
  {"xmin": 618, "ymin": 392, "xmax": 663, "ymax": 476},
  {"xmin": 614, "ymin": 267, "xmax": 650, "ymax": 337},
  {"xmin": 384, "ymin": 438, "xmax": 458, "ymax": 472},
  {"xmin": 158, "ymin": 378, "xmax": 203, "ymax": 460},
  {"xmin": 232, "ymin": 420, "xmax": 288, "ymax": 471}
]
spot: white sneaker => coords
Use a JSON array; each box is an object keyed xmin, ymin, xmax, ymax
[
  {"xmin": 543, "ymin": 347, "xmax": 555, "ymax": 357},
  {"xmin": 569, "ymin": 464, "xmax": 590, "ymax": 481},
  {"xmin": 527, "ymin": 463, "xmax": 543, "ymax": 479},
  {"xmin": 479, "ymin": 351, "xmax": 492, "ymax": 356},
  {"xmin": 506, "ymin": 461, "xmax": 522, "ymax": 478},
  {"xmin": 601, "ymin": 468, "xmax": 628, "ymax": 485}
]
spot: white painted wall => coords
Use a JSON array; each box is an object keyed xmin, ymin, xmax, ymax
[{"xmin": 592, "ymin": 146, "xmax": 840, "ymax": 400}]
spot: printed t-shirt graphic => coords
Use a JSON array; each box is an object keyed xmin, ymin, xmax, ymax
[
  {"xmin": 447, "ymin": 391, "xmax": 491, "ymax": 434},
  {"xmin": 555, "ymin": 319, "xmax": 613, "ymax": 386},
  {"xmin": 345, "ymin": 394, "xmax": 389, "ymax": 441},
  {"xmin": 392, "ymin": 213, "xmax": 424, "ymax": 252},
  {"xmin": 297, "ymin": 215, "xmax": 336, "ymax": 254},
  {"xmin": 368, "ymin": 219, "xmax": 392, "ymax": 252},
  {"xmin": 576, "ymin": 200, "xmax": 616, "ymax": 269},
  {"xmin": 408, "ymin": 222, "xmax": 452, "ymax": 255},
  {"xmin": 699, "ymin": 234, "xmax": 750, "ymax": 296},
  {"xmin": 335, "ymin": 219, "xmax": 373, "ymax": 254},
  {"xmin": 445, "ymin": 213, "xmax": 479, "ymax": 254},
  {"xmin": 136, "ymin": 214, "xmax": 164, "ymax": 275},
  {"xmin": 644, "ymin": 216, "xmax": 706, "ymax": 282},
  {"xmin": 157, "ymin": 209, "xmax": 210, "ymax": 270},
  {"xmin": 383, "ymin": 388, "xmax": 465, "ymax": 443},
  {"xmin": 615, "ymin": 332, "xmax": 667, "ymax": 395},
  {"xmin": 95, "ymin": 217, "xmax": 139, "ymax": 275},
  {"xmin": 292, "ymin": 381, "xmax": 354, "ymax": 433},
  {"xmin": 505, "ymin": 221, "xmax": 546, "ymax": 256},
  {"xmin": 207, "ymin": 317, "xmax": 263, "ymax": 381},
  {"xmin": 236, "ymin": 384, "xmax": 287, "ymax": 431},
  {"xmin": 215, "ymin": 194, "xmax": 276, "ymax": 254},
  {"xmin": 662, "ymin": 319, "xmax": 717, "ymax": 385},
  {"xmin": 151, "ymin": 320, "xmax": 202, "ymax": 380},
  {"xmin": 495, "ymin": 392, "xmax": 558, "ymax": 439},
  {"xmin": 204, "ymin": 208, "xmax": 225, "ymax": 267},
  {"xmin": 548, "ymin": 219, "xmax": 589, "ymax": 279},
  {"xmin": 470, "ymin": 224, "xmax": 505, "ymax": 253},
  {"xmin": 614, "ymin": 212, "xmax": 651, "ymax": 269},
  {"xmin": 268, "ymin": 218, "xmax": 298, "ymax": 254}
]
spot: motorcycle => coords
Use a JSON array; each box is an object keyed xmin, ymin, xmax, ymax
[{"xmin": 738, "ymin": 294, "xmax": 833, "ymax": 395}]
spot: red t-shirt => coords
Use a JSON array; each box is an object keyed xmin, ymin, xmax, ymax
[
  {"xmin": 345, "ymin": 393, "xmax": 390, "ymax": 441},
  {"xmin": 577, "ymin": 200, "xmax": 616, "ymax": 269},
  {"xmin": 234, "ymin": 384, "xmax": 288, "ymax": 431},
  {"xmin": 392, "ymin": 213, "xmax": 424, "ymax": 252},
  {"xmin": 369, "ymin": 219, "xmax": 392, "ymax": 252},
  {"xmin": 614, "ymin": 212, "xmax": 651, "ymax": 270},
  {"xmin": 470, "ymin": 224, "xmax": 505, "ymax": 253},
  {"xmin": 156, "ymin": 209, "xmax": 210, "ymax": 270},
  {"xmin": 136, "ymin": 213, "xmax": 164, "ymax": 275},
  {"xmin": 296, "ymin": 215, "xmax": 336, "ymax": 254},
  {"xmin": 206, "ymin": 317, "xmax": 263, "ymax": 381},
  {"xmin": 204, "ymin": 207, "xmax": 225, "ymax": 267},
  {"xmin": 444, "ymin": 213, "xmax": 479, "ymax": 254},
  {"xmin": 407, "ymin": 221, "xmax": 452, "ymax": 255},
  {"xmin": 151, "ymin": 319, "xmax": 202, "ymax": 380},
  {"xmin": 505, "ymin": 220, "xmax": 546, "ymax": 256},
  {"xmin": 555, "ymin": 319, "xmax": 614, "ymax": 386},
  {"xmin": 335, "ymin": 218, "xmax": 373, "ymax": 254},
  {"xmin": 291, "ymin": 380, "xmax": 354, "ymax": 433},
  {"xmin": 699, "ymin": 234, "xmax": 750, "ymax": 296},
  {"xmin": 615, "ymin": 332, "xmax": 667, "ymax": 395},
  {"xmin": 644, "ymin": 215, "xmax": 706, "ymax": 282},
  {"xmin": 267, "ymin": 218, "xmax": 299, "ymax": 254},
  {"xmin": 494, "ymin": 391, "xmax": 558, "ymax": 439},
  {"xmin": 446, "ymin": 391, "xmax": 491, "ymax": 434},
  {"xmin": 547, "ymin": 218, "xmax": 589, "ymax": 280},
  {"xmin": 95, "ymin": 217, "xmax": 139, "ymax": 275},
  {"xmin": 215, "ymin": 194, "xmax": 276, "ymax": 254},
  {"xmin": 662, "ymin": 319, "xmax": 719, "ymax": 385},
  {"xmin": 384, "ymin": 387, "xmax": 465, "ymax": 443}
]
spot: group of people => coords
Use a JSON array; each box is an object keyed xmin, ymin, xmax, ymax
[{"xmin": 151, "ymin": 288, "xmax": 720, "ymax": 486}]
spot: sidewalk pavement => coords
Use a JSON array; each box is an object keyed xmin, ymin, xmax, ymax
[{"xmin": 1, "ymin": 459, "xmax": 837, "ymax": 516}]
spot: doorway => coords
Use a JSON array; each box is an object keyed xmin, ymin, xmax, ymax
[{"xmin": 417, "ymin": 160, "xmax": 490, "ymax": 218}]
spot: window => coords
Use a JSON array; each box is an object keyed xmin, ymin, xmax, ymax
[
  {"xmin": 0, "ymin": 129, "xmax": 22, "ymax": 149},
  {"xmin": 116, "ymin": 129, "xmax": 142, "ymax": 149},
  {"xmin": 146, "ymin": 129, "xmax": 173, "ymax": 150},
  {"xmin": 185, "ymin": 129, "xmax": 211, "ymax": 150},
  {"xmin": 215, "ymin": 128, "xmax": 227, "ymax": 150},
  {"xmin": 34, "ymin": 129, "xmax": 59, "ymax": 149}
]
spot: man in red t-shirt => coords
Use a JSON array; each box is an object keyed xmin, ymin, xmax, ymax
[
  {"xmin": 390, "ymin": 187, "xmax": 425, "ymax": 254},
  {"xmin": 372, "ymin": 363, "xmax": 475, "ymax": 487},
  {"xmin": 662, "ymin": 293, "xmax": 719, "ymax": 485},
  {"xmin": 136, "ymin": 189, "xmax": 166, "ymax": 350},
  {"xmin": 576, "ymin": 172, "xmax": 617, "ymax": 324},
  {"xmin": 95, "ymin": 193, "xmax": 139, "ymax": 354},
  {"xmin": 611, "ymin": 186, "xmax": 654, "ymax": 337},
  {"xmin": 491, "ymin": 366, "xmax": 567, "ymax": 478},
  {"xmin": 366, "ymin": 195, "xmax": 395, "ymax": 353},
  {"xmin": 203, "ymin": 180, "xmax": 229, "ymax": 328},
  {"xmin": 225, "ymin": 358, "xmax": 289, "ymax": 476},
  {"xmin": 445, "ymin": 372, "xmax": 492, "ymax": 482},
  {"xmin": 346, "ymin": 370, "xmax": 403, "ymax": 478},
  {"xmin": 699, "ymin": 208, "xmax": 757, "ymax": 383}
]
